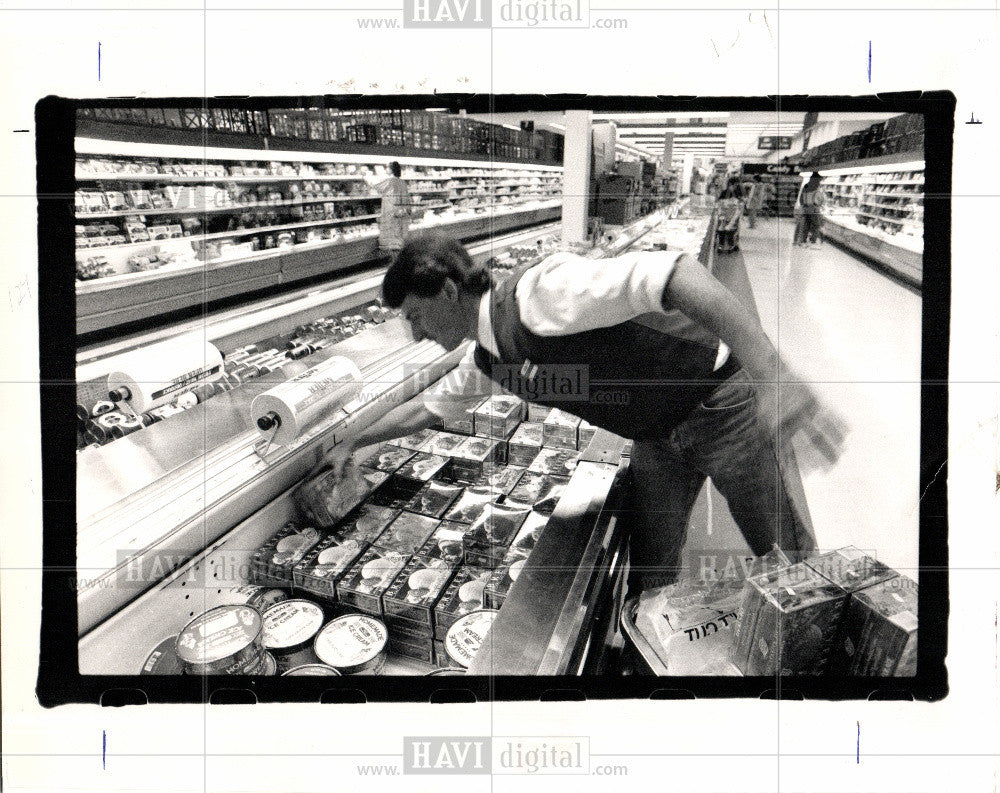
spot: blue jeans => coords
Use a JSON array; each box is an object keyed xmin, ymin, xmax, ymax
[{"xmin": 627, "ymin": 369, "xmax": 816, "ymax": 590}]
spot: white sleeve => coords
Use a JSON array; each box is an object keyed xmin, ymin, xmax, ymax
[
  {"xmin": 421, "ymin": 340, "xmax": 501, "ymax": 419},
  {"xmin": 515, "ymin": 250, "xmax": 685, "ymax": 336}
]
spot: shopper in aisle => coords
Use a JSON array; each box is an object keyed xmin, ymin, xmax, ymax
[
  {"xmin": 793, "ymin": 172, "xmax": 825, "ymax": 247},
  {"xmin": 715, "ymin": 184, "xmax": 742, "ymax": 253},
  {"xmin": 744, "ymin": 176, "xmax": 765, "ymax": 229},
  {"xmin": 320, "ymin": 232, "xmax": 846, "ymax": 593},
  {"xmin": 367, "ymin": 161, "xmax": 412, "ymax": 255}
]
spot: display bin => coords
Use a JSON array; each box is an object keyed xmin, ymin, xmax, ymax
[{"xmin": 619, "ymin": 597, "xmax": 669, "ymax": 676}]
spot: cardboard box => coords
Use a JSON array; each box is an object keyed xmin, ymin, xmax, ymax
[
  {"xmin": 442, "ymin": 486, "xmax": 497, "ymax": 524},
  {"xmin": 526, "ymin": 403, "xmax": 552, "ymax": 422},
  {"xmin": 292, "ymin": 536, "xmax": 369, "ymax": 602},
  {"xmin": 484, "ymin": 546, "xmax": 532, "ymax": 610},
  {"xmin": 392, "ymin": 452, "xmax": 451, "ymax": 491},
  {"xmin": 389, "ymin": 636, "xmax": 436, "ymax": 664},
  {"xmin": 732, "ymin": 562, "xmax": 848, "ymax": 676},
  {"xmin": 250, "ymin": 523, "xmax": 324, "ymax": 589},
  {"xmin": 415, "ymin": 522, "xmax": 470, "ymax": 567},
  {"xmin": 542, "ymin": 408, "xmax": 582, "ymax": 450},
  {"xmin": 473, "ymin": 395, "xmax": 524, "ymax": 440},
  {"xmin": 389, "ymin": 428, "xmax": 439, "ymax": 451},
  {"xmin": 334, "ymin": 504, "xmax": 400, "ymax": 545},
  {"xmin": 384, "ymin": 614, "xmax": 433, "ymax": 641},
  {"xmin": 450, "ymin": 436, "xmax": 503, "ymax": 482},
  {"xmin": 803, "ymin": 547, "xmax": 898, "ymax": 594},
  {"xmin": 337, "ymin": 547, "xmax": 411, "ymax": 615},
  {"xmin": 354, "ymin": 442, "xmax": 416, "ymax": 473},
  {"xmin": 374, "ymin": 512, "xmax": 440, "ymax": 555},
  {"xmin": 434, "ymin": 565, "xmax": 492, "ymax": 638},
  {"xmin": 295, "ymin": 465, "xmax": 389, "ymax": 528},
  {"xmin": 467, "ymin": 465, "xmax": 526, "ymax": 499},
  {"xmin": 463, "ymin": 503, "xmax": 531, "ymax": 561},
  {"xmin": 507, "ymin": 511, "xmax": 548, "ymax": 556},
  {"xmin": 441, "ymin": 402, "xmax": 482, "ymax": 435},
  {"xmin": 578, "ymin": 420, "xmax": 598, "ymax": 448},
  {"xmin": 527, "ymin": 448, "xmax": 582, "ymax": 478},
  {"xmin": 403, "ymin": 481, "xmax": 464, "ymax": 519},
  {"xmin": 418, "ymin": 431, "xmax": 470, "ymax": 458},
  {"xmin": 505, "ymin": 471, "xmax": 568, "ymax": 516},
  {"xmin": 382, "ymin": 556, "xmax": 457, "ymax": 626},
  {"xmin": 833, "ymin": 575, "xmax": 918, "ymax": 676},
  {"xmin": 507, "ymin": 422, "xmax": 544, "ymax": 467}
]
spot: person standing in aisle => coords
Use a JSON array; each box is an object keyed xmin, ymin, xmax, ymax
[
  {"xmin": 715, "ymin": 184, "xmax": 742, "ymax": 253},
  {"xmin": 367, "ymin": 161, "xmax": 412, "ymax": 256},
  {"xmin": 793, "ymin": 172, "xmax": 825, "ymax": 247},
  {"xmin": 319, "ymin": 232, "xmax": 846, "ymax": 593},
  {"xmin": 744, "ymin": 176, "xmax": 765, "ymax": 229}
]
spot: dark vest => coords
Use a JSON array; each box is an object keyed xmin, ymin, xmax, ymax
[{"xmin": 472, "ymin": 263, "xmax": 739, "ymax": 440}]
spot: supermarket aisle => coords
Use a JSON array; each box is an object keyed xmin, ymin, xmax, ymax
[{"xmin": 686, "ymin": 216, "xmax": 922, "ymax": 576}]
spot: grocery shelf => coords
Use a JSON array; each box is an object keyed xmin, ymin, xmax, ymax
[{"xmin": 821, "ymin": 215, "xmax": 922, "ymax": 286}]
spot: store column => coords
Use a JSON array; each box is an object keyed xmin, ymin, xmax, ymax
[{"xmin": 561, "ymin": 110, "xmax": 592, "ymax": 245}]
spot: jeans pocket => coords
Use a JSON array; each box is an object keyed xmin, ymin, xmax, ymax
[{"xmin": 698, "ymin": 376, "xmax": 755, "ymax": 411}]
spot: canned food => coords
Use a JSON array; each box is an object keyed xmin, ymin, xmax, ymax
[
  {"xmin": 262, "ymin": 599, "xmax": 326, "ymax": 672},
  {"xmin": 253, "ymin": 651, "xmax": 278, "ymax": 676},
  {"xmin": 444, "ymin": 609, "xmax": 498, "ymax": 669},
  {"xmin": 176, "ymin": 605, "xmax": 264, "ymax": 675},
  {"xmin": 217, "ymin": 584, "xmax": 289, "ymax": 612},
  {"xmin": 314, "ymin": 614, "xmax": 388, "ymax": 675},
  {"xmin": 140, "ymin": 635, "xmax": 183, "ymax": 675},
  {"xmin": 281, "ymin": 664, "xmax": 342, "ymax": 676}
]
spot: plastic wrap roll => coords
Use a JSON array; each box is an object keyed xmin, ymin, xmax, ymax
[
  {"xmin": 106, "ymin": 334, "xmax": 224, "ymax": 413},
  {"xmin": 251, "ymin": 355, "xmax": 362, "ymax": 446}
]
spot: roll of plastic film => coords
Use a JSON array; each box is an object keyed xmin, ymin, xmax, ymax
[
  {"xmin": 250, "ymin": 356, "xmax": 362, "ymax": 446},
  {"xmin": 110, "ymin": 416, "xmax": 144, "ymax": 439},
  {"xmin": 76, "ymin": 404, "xmax": 90, "ymax": 422},
  {"xmin": 91, "ymin": 400, "xmax": 115, "ymax": 417},
  {"xmin": 106, "ymin": 335, "xmax": 224, "ymax": 413}
]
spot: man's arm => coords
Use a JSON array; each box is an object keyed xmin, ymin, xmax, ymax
[
  {"xmin": 318, "ymin": 397, "xmax": 440, "ymax": 478},
  {"xmin": 664, "ymin": 254, "xmax": 845, "ymax": 464}
]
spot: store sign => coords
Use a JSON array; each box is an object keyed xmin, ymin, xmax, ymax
[
  {"xmin": 743, "ymin": 163, "xmax": 801, "ymax": 175},
  {"xmin": 758, "ymin": 136, "xmax": 792, "ymax": 150}
]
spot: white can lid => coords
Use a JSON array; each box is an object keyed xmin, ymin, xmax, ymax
[
  {"xmin": 262, "ymin": 599, "xmax": 325, "ymax": 650},
  {"xmin": 314, "ymin": 614, "xmax": 388, "ymax": 668},
  {"xmin": 444, "ymin": 609, "xmax": 498, "ymax": 668}
]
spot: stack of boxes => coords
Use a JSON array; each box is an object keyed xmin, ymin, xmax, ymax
[{"xmin": 730, "ymin": 547, "xmax": 918, "ymax": 677}]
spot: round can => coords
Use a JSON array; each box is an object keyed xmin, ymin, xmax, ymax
[
  {"xmin": 281, "ymin": 664, "xmax": 342, "ymax": 677},
  {"xmin": 140, "ymin": 635, "xmax": 184, "ymax": 675},
  {"xmin": 176, "ymin": 605, "xmax": 264, "ymax": 675},
  {"xmin": 218, "ymin": 585, "xmax": 289, "ymax": 612},
  {"xmin": 262, "ymin": 599, "xmax": 326, "ymax": 672},
  {"xmin": 444, "ymin": 609, "xmax": 498, "ymax": 669},
  {"xmin": 253, "ymin": 651, "xmax": 278, "ymax": 676},
  {"xmin": 313, "ymin": 614, "xmax": 388, "ymax": 675},
  {"xmin": 425, "ymin": 667, "xmax": 467, "ymax": 676}
]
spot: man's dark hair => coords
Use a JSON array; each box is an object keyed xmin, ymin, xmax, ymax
[
  {"xmin": 382, "ymin": 232, "xmax": 492, "ymax": 308},
  {"xmin": 389, "ymin": 161, "xmax": 402, "ymax": 177}
]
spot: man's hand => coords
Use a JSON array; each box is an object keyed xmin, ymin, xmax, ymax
[
  {"xmin": 755, "ymin": 372, "xmax": 847, "ymax": 470},
  {"xmin": 315, "ymin": 438, "xmax": 359, "ymax": 481}
]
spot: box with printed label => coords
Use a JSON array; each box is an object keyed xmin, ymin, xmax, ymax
[
  {"xmin": 507, "ymin": 422, "xmax": 544, "ymax": 467},
  {"xmin": 373, "ymin": 512, "xmax": 440, "ymax": 555},
  {"xmin": 295, "ymin": 465, "xmax": 389, "ymax": 528},
  {"xmin": 473, "ymin": 395, "xmax": 524, "ymax": 440},
  {"xmin": 392, "ymin": 452, "xmax": 451, "ymax": 491},
  {"xmin": 578, "ymin": 420, "xmax": 598, "ymax": 448},
  {"xmin": 434, "ymin": 565, "xmax": 492, "ymax": 638},
  {"xmin": 418, "ymin": 431, "xmax": 470, "ymax": 458},
  {"xmin": 463, "ymin": 503, "xmax": 531, "ymax": 564},
  {"xmin": 506, "ymin": 512, "xmax": 548, "ymax": 557},
  {"xmin": 389, "ymin": 635, "xmax": 436, "ymax": 664},
  {"xmin": 382, "ymin": 556, "xmax": 457, "ymax": 625},
  {"xmin": 403, "ymin": 481, "xmax": 464, "ymax": 519},
  {"xmin": 527, "ymin": 448, "xmax": 582, "ymax": 478},
  {"xmin": 415, "ymin": 522, "xmax": 470, "ymax": 567},
  {"xmin": 292, "ymin": 536, "xmax": 369, "ymax": 602},
  {"xmin": 484, "ymin": 546, "xmax": 532, "ymax": 610},
  {"xmin": 803, "ymin": 547, "xmax": 898, "ymax": 594},
  {"xmin": 336, "ymin": 547, "xmax": 411, "ymax": 615},
  {"xmin": 732, "ymin": 562, "xmax": 848, "ymax": 676},
  {"xmin": 526, "ymin": 403, "xmax": 552, "ymax": 422},
  {"xmin": 450, "ymin": 436, "xmax": 503, "ymax": 482},
  {"xmin": 250, "ymin": 523, "xmax": 324, "ymax": 589},
  {"xmin": 384, "ymin": 613, "xmax": 433, "ymax": 641},
  {"xmin": 542, "ymin": 408, "xmax": 582, "ymax": 450},
  {"xmin": 442, "ymin": 486, "xmax": 497, "ymax": 524},
  {"xmin": 389, "ymin": 428, "xmax": 439, "ymax": 451},
  {"xmin": 354, "ymin": 443, "xmax": 416, "ymax": 473},
  {"xmin": 335, "ymin": 504, "xmax": 400, "ymax": 545},
  {"xmin": 441, "ymin": 401, "xmax": 483, "ymax": 435},
  {"xmin": 467, "ymin": 465, "xmax": 526, "ymax": 499},
  {"xmin": 505, "ymin": 471, "xmax": 568, "ymax": 516},
  {"xmin": 832, "ymin": 574, "xmax": 918, "ymax": 676}
]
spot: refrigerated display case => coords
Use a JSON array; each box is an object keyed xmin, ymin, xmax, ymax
[{"xmin": 76, "ymin": 202, "xmax": 713, "ymax": 680}]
